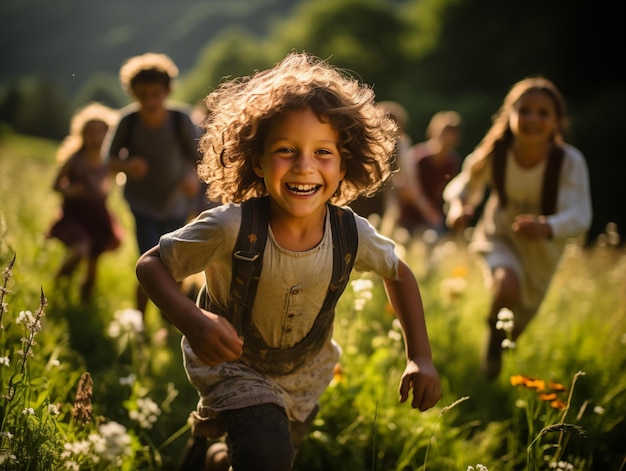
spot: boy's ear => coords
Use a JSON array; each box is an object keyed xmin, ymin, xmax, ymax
[{"xmin": 253, "ymin": 159, "xmax": 264, "ymax": 177}]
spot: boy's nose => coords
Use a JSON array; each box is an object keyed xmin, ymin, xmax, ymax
[{"xmin": 293, "ymin": 152, "xmax": 315, "ymax": 172}]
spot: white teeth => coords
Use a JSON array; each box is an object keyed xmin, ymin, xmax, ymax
[{"xmin": 287, "ymin": 183, "xmax": 320, "ymax": 194}]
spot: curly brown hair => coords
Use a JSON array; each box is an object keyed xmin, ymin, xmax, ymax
[
  {"xmin": 198, "ymin": 52, "xmax": 398, "ymax": 205},
  {"xmin": 118, "ymin": 52, "xmax": 179, "ymax": 96}
]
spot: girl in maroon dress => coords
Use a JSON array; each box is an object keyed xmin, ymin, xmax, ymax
[{"xmin": 47, "ymin": 102, "xmax": 123, "ymax": 303}]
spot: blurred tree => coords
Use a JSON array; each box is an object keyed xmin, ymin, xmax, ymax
[
  {"xmin": 0, "ymin": 82, "xmax": 24, "ymax": 129},
  {"xmin": 176, "ymin": 27, "xmax": 271, "ymax": 106},
  {"xmin": 267, "ymin": 0, "xmax": 410, "ymax": 100},
  {"xmin": 0, "ymin": 77, "xmax": 71, "ymax": 140}
]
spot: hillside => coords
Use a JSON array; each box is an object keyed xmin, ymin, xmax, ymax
[{"xmin": 1, "ymin": 0, "xmax": 300, "ymax": 92}]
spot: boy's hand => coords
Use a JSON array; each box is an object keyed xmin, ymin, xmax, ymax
[
  {"xmin": 399, "ymin": 358, "xmax": 441, "ymax": 411},
  {"xmin": 185, "ymin": 309, "xmax": 244, "ymax": 366},
  {"xmin": 124, "ymin": 156, "xmax": 148, "ymax": 179}
]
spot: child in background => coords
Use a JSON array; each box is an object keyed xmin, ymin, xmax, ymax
[
  {"xmin": 136, "ymin": 52, "xmax": 441, "ymax": 470},
  {"xmin": 443, "ymin": 77, "xmax": 592, "ymax": 379},
  {"xmin": 47, "ymin": 102, "xmax": 123, "ymax": 304},
  {"xmin": 104, "ymin": 52, "xmax": 202, "ymax": 317},
  {"xmin": 397, "ymin": 110, "xmax": 462, "ymax": 236}
]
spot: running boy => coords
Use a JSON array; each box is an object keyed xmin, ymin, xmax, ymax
[
  {"xmin": 136, "ymin": 52, "xmax": 441, "ymax": 470},
  {"xmin": 105, "ymin": 52, "xmax": 202, "ymax": 317}
]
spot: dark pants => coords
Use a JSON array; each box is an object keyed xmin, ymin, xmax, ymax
[
  {"xmin": 132, "ymin": 211, "xmax": 187, "ymax": 254},
  {"xmin": 220, "ymin": 403, "xmax": 318, "ymax": 471},
  {"xmin": 179, "ymin": 403, "xmax": 319, "ymax": 471}
]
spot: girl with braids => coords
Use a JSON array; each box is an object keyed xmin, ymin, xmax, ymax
[
  {"xmin": 443, "ymin": 77, "xmax": 592, "ymax": 379},
  {"xmin": 136, "ymin": 52, "xmax": 440, "ymax": 470}
]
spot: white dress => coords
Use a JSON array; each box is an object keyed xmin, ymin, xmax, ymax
[{"xmin": 443, "ymin": 144, "xmax": 592, "ymax": 325}]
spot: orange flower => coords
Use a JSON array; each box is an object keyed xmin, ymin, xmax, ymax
[
  {"xmin": 385, "ymin": 302, "xmax": 395, "ymax": 317},
  {"xmin": 510, "ymin": 375, "xmax": 526, "ymax": 386},
  {"xmin": 549, "ymin": 380, "xmax": 567, "ymax": 392},
  {"xmin": 512, "ymin": 374, "xmax": 568, "ymax": 409},
  {"xmin": 510, "ymin": 375, "xmax": 545, "ymax": 391},
  {"xmin": 451, "ymin": 265, "xmax": 469, "ymax": 278},
  {"xmin": 333, "ymin": 363, "xmax": 343, "ymax": 383},
  {"xmin": 550, "ymin": 399, "xmax": 567, "ymax": 410},
  {"xmin": 526, "ymin": 378, "xmax": 546, "ymax": 391},
  {"xmin": 539, "ymin": 393, "xmax": 558, "ymax": 401}
]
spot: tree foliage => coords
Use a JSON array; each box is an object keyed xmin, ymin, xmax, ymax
[{"xmin": 1, "ymin": 0, "xmax": 623, "ymax": 241}]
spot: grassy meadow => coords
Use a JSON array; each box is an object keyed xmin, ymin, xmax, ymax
[{"xmin": 0, "ymin": 127, "xmax": 624, "ymax": 470}]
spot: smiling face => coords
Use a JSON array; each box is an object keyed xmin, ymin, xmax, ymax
[
  {"xmin": 254, "ymin": 107, "xmax": 345, "ymax": 220},
  {"xmin": 509, "ymin": 90, "xmax": 560, "ymax": 146}
]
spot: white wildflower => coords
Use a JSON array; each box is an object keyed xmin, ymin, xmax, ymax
[
  {"xmin": 593, "ymin": 405, "xmax": 605, "ymax": 415},
  {"xmin": 0, "ymin": 356, "xmax": 9, "ymax": 367},
  {"xmin": 0, "ymin": 452, "xmax": 17, "ymax": 465},
  {"xmin": 0, "ymin": 431, "xmax": 13, "ymax": 439},
  {"xmin": 350, "ymin": 278, "xmax": 374, "ymax": 293},
  {"xmin": 501, "ymin": 339, "xmax": 516, "ymax": 350},
  {"xmin": 48, "ymin": 404, "xmax": 60, "ymax": 416},
  {"xmin": 63, "ymin": 461, "xmax": 80, "ymax": 470},
  {"xmin": 496, "ymin": 308, "xmax": 514, "ymax": 332},
  {"xmin": 388, "ymin": 329, "xmax": 402, "ymax": 342},
  {"xmin": 353, "ymin": 298, "xmax": 367, "ymax": 311},
  {"xmin": 549, "ymin": 461, "xmax": 575, "ymax": 470},
  {"xmin": 95, "ymin": 421, "xmax": 132, "ymax": 464},
  {"xmin": 62, "ymin": 440, "xmax": 92, "ymax": 457},
  {"xmin": 119, "ymin": 374, "xmax": 136, "ymax": 386},
  {"xmin": 129, "ymin": 397, "xmax": 161, "ymax": 429},
  {"xmin": 439, "ymin": 276, "xmax": 467, "ymax": 306},
  {"xmin": 108, "ymin": 308, "xmax": 144, "ymax": 338},
  {"xmin": 17, "ymin": 310, "xmax": 42, "ymax": 333},
  {"xmin": 22, "ymin": 407, "xmax": 35, "ymax": 415}
]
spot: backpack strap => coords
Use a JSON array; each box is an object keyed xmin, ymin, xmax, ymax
[
  {"xmin": 197, "ymin": 198, "xmax": 359, "ymax": 376},
  {"xmin": 492, "ymin": 143, "xmax": 565, "ymax": 215},
  {"xmin": 199, "ymin": 197, "xmax": 268, "ymax": 331},
  {"xmin": 228, "ymin": 197, "xmax": 270, "ymax": 333}
]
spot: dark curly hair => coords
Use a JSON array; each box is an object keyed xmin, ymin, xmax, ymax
[{"xmin": 198, "ymin": 52, "xmax": 398, "ymax": 205}]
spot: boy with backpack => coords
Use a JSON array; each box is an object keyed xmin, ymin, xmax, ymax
[
  {"xmin": 136, "ymin": 52, "xmax": 441, "ymax": 470},
  {"xmin": 105, "ymin": 52, "xmax": 202, "ymax": 317}
]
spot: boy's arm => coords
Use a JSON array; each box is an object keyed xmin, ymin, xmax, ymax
[
  {"xmin": 136, "ymin": 246, "xmax": 243, "ymax": 365},
  {"xmin": 383, "ymin": 259, "xmax": 441, "ymax": 411},
  {"xmin": 103, "ymin": 114, "xmax": 148, "ymax": 179}
]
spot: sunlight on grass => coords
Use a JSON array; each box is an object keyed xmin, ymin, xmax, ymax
[{"xmin": 1, "ymin": 130, "xmax": 625, "ymax": 470}]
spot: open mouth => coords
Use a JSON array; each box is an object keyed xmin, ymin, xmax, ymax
[{"xmin": 285, "ymin": 183, "xmax": 322, "ymax": 196}]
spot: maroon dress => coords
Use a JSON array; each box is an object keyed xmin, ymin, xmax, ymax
[{"xmin": 47, "ymin": 153, "xmax": 123, "ymax": 255}]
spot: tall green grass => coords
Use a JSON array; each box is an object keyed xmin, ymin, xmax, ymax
[{"xmin": 1, "ymin": 128, "xmax": 624, "ymax": 470}]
